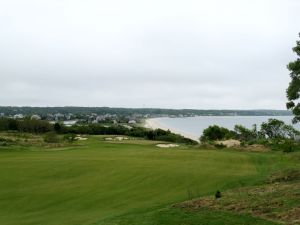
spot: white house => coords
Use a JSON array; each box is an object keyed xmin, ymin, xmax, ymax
[
  {"xmin": 31, "ymin": 114, "xmax": 41, "ymax": 120},
  {"xmin": 13, "ymin": 114, "xmax": 24, "ymax": 119},
  {"xmin": 128, "ymin": 120, "xmax": 136, "ymax": 124}
]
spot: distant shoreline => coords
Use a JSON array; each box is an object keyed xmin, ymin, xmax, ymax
[{"xmin": 144, "ymin": 118, "xmax": 200, "ymax": 142}]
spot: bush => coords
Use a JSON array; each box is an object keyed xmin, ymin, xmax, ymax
[
  {"xmin": 214, "ymin": 143, "xmax": 226, "ymax": 149},
  {"xmin": 54, "ymin": 123, "xmax": 62, "ymax": 133},
  {"xmin": 0, "ymin": 118, "xmax": 18, "ymax": 131},
  {"xmin": 234, "ymin": 124, "xmax": 257, "ymax": 141},
  {"xmin": 200, "ymin": 125, "xmax": 236, "ymax": 142},
  {"xmin": 63, "ymin": 133, "xmax": 76, "ymax": 143},
  {"xmin": 282, "ymin": 141, "xmax": 294, "ymax": 153},
  {"xmin": 0, "ymin": 141, "xmax": 8, "ymax": 146},
  {"xmin": 44, "ymin": 132, "xmax": 60, "ymax": 143},
  {"xmin": 17, "ymin": 119, "xmax": 53, "ymax": 133}
]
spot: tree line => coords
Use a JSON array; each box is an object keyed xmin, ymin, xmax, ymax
[
  {"xmin": 200, "ymin": 118, "xmax": 300, "ymax": 152},
  {"xmin": 0, "ymin": 106, "xmax": 292, "ymax": 118},
  {"xmin": 200, "ymin": 118, "xmax": 300, "ymax": 142},
  {"xmin": 0, "ymin": 118, "xmax": 197, "ymax": 145}
]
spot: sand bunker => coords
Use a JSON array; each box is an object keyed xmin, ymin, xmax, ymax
[
  {"xmin": 75, "ymin": 136, "xmax": 88, "ymax": 141},
  {"xmin": 105, "ymin": 137, "xmax": 129, "ymax": 141},
  {"xmin": 156, "ymin": 144, "xmax": 179, "ymax": 148}
]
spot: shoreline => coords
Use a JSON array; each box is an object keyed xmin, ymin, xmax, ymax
[{"xmin": 144, "ymin": 118, "xmax": 200, "ymax": 142}]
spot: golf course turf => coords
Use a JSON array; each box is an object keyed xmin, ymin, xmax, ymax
[{"xmin": 0, "ymin": 135, "xmax": 299, "ymax": 225}]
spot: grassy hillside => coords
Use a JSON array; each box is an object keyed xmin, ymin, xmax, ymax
[{"xmin": 0, "ymin": 135, "xmax": 298, "ymax": 225}]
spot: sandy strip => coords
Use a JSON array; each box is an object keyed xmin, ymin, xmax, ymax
[{"xmin": 144, "ymin": 118, "xmax": 199, "ymax": 142}]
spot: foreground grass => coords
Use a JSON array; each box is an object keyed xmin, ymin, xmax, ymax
[
  {"xmin": 176, "ymin": 172, "xmax": 300, "ymax": 224},
  {"xmin": 0, "ymin": 134, "xmax": 298, "ymax": 225},
  {"xmin": 97, "ymin": 207, "xmax": 278, "ymax": 225}
]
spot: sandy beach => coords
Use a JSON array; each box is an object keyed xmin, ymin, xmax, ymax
[{"xmin": 144, "ymin": 118, "xmax": 200, "ymax": 142}]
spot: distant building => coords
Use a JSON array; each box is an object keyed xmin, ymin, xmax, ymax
[
  {"xmin": 54, "ymin": 113, "xmax": 64, "ymax": 121},
  {"xmin": 66, "ymin": 113, "xmax": 73, "ymax": 120},
  {"xmin": 13, "ymin": 114, "xmax": 24, "ymax": 119},
  {"xmin": 31, "ymin": 114, "xmax": 41, "ymax": 120},
  {"xmin": 96, "ymin": 115, "xmax": 106, "ymax": 122},
  {"xmin": 46, "ymin": 114, "xmax": 54, "ymax": 121},
  {"xmin": 0, "ymin": 113, "xmax": 5, "ymax": 117},
  {"xmin": 128, "ymin": 120, "xmax": 136, "ymax": 124}
]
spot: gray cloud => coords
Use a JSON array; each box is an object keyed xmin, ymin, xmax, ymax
[{"xmin": 0, "ymin": 0, "xmax": 299, "ymax": 109}]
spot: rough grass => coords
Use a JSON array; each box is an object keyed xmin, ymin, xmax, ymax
[
  {"xmin": 176, "ymin": 170, "xmax": 300, "ymax": 224},
  {"xmin": 97, "ymin": 207, "xmax": 278, "ymax": 225},
  {"xmin": 0, "ymin": 134, "xmax": 298, "ymax": 225}
]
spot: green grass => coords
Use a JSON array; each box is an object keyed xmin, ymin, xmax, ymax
[
  {"xmin": 97, "ymin": 207, "xmax": 278, "ymax": 225},
  {"xmin": 0, "ymin": 135, "xmax": 298, "ymax": 225}
]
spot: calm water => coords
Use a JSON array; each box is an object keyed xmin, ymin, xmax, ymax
[{"xmin": 155, "ymin": 116, "xmax": 300, "ymax": 139}]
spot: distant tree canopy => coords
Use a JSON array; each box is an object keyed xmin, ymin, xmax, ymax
[
  {"xmin": 0, "ymin": 106, "xmax": 292, "ymax": 118},
  {"xmin": 0, "ymin": 118, "xmax": 52, "ymax": 133},
  {"xmin": 286, "ymin": 33, "xmax": 300, "ymax": 123},
  {"xmin": 200, "ymin": 119, "xmax": 300, "ymax": 142},
  {"xmin": 0, "ymin": 118, "xmax": 197, "ymax": 145}
]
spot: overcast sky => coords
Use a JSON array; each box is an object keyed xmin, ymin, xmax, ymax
[{"xmin": 0, "ymin": 0, "xmax": 299, "ymax": 109}]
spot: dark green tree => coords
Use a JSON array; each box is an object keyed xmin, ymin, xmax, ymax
[
  {"xmin": 200, "ymin": 125, "xmax": 236, "ymax": 142},
  {"xmin": 234, "ymin": 124, "xmax": 257, "ymax": 141},
  {"xmin": 260, "ymin": 118, "xmax": 299, "ymax": 139},
  {"xmin": 54, "ymin": 122, "xmax": 62, "ymax": 133},
  {"xmin": 286, "ymin": 33, "xmax": 300, "ymax": 123}
]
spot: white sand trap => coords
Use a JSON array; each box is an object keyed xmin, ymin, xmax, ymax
[
  {"xmin": 115, "ymin": 136, "xmax": 125, "ymax": 141},
  {"xmin": 156, "ymin": 144, "xmax": 179, "ymax": 148},
  {"xmin": 75, "ymin": 135, "xmax": 88, "ymax": 141},
  {"xmin": 105, "ymin": 137, "xmax": 129, "ymax": 141}
]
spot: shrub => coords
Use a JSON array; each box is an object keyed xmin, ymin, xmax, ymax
[
  {"xmin": 214, "ymin": 143, "xmax": 226, "ymax": 149},
  {"xmin": 280, "ymin": 140, "xmax": 295, "ymax": 153},
  {"xmin": 200, "ymin": 125, "xmax": 236, "ymax": 142},
  {"xmin": 54, "ymin": 123, "xmax": 62, "ymax": 133},
  {"xmin": 44, "ymin": 132, "xmax": 60, "ymax": 143},
  {"xmin": 63, "ymin": 133, "xmax": 76, "ymax": 143},
  {"xmin": 0, "ymin": 141, "xmax": 8, "ymax": 146},
  {"xmin": 234, "ymin": 124, "xmax": 257, "ymax": 141}
]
